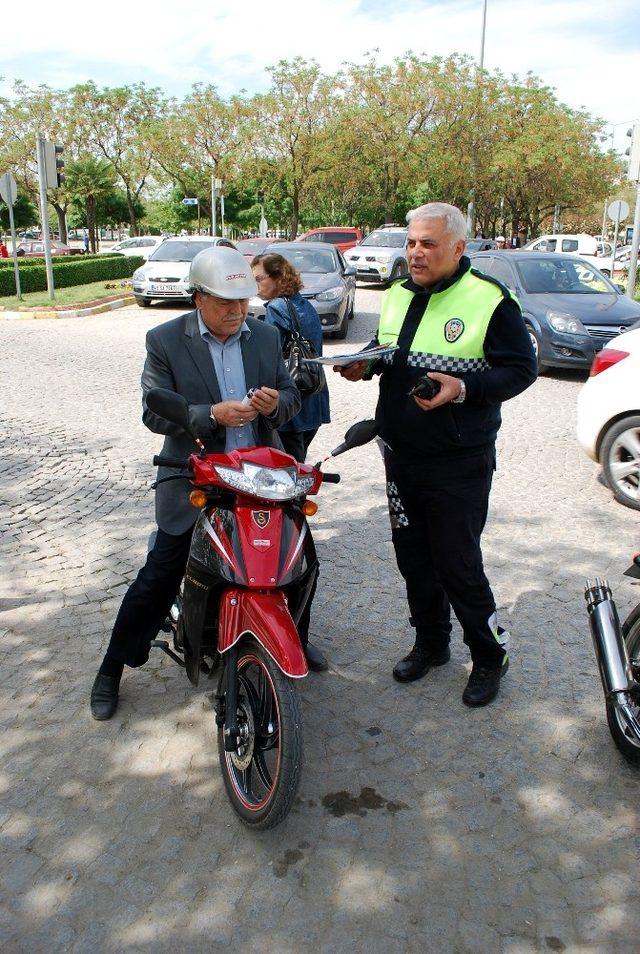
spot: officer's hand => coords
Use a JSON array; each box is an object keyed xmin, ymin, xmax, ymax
[
  {"xmin": 334, "ymin": 360, "xmax": 367, "ymax": 381},
  {"xmin": 413, "ymin": 372, "xmax": 462, "ymax": 411},
  {"xmin": 249, "ymin": 386, "xmax": 279, "ymax": 415},
  {"xmin": 212, "ymin": 401, "xmax": 258, "ymax": 427}
]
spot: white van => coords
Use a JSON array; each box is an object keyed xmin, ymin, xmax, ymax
[{"xmin": 523, "ymin": 233, "xmax": 598, "ymax": 257}]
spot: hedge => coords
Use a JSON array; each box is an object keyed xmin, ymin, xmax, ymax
[
  {"xmin": 0, "ymin": 252, "xmax": 121, "ymax": 270},
  {"xmin": 0, "ymin": 255, "xmax": 145, "ymax": 296}
]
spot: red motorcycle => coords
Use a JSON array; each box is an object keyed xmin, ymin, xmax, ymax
[{"xmin": 146, "ymin": 387, "xmax": 375, "ymax": 828}]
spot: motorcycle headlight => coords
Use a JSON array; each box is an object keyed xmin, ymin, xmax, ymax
[
  {"xmin": 213, "ymin": 462, "xmax": 311, "ymax": 500},
  {"xmin": 547, "ymin": 310, "xmax": 587, "ymax": 335},
  {"xmin": 316, "ymin": 285, "xmax": 343, "ymax": 302}
]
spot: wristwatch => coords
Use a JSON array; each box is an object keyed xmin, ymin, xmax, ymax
[
  {"xmin": 452, "ymin": 379, "xmax": 466, "ymax": 404},
  {"xmin": 209, "ymin": 406, "xmax": 218, "ymax": 428}
]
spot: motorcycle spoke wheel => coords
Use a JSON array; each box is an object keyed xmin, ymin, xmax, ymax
[
  {"xmin": 218, "ymin": 640, "xmax": 303, "ymax": 828},
  {"xmin": 605, "ymin": 605, "xmax": 640, "ymax": 765}
]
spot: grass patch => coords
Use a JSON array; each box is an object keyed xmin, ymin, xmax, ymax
[{"xmin": 0, "ymin": 280, "xmax": 134, "ymax": 310}]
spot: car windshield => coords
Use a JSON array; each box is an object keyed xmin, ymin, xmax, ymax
[
  {"xmin": 276, "ymin": 247, "xmax": 337, "ymax": 273},
  {"xmin": 360, "ymin": 231, "xmax": 406, "ymax": 248},
  {"xmin": 149, "ymin": 241, "xmax": 213, "ymax": 262},
  {"xmin": 516, "ymin": 258, "xmax": 615, "ymax": 294},
  {"xmin": 466, "ymin": 240, "xmax": 484, "ymax": 251}
]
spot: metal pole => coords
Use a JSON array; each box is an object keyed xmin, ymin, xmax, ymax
[
  {"xmin": 35, "ymin": 134, "xmax": 55, "ymax": 300},
  {"xmin": 220, "ymin": 194, "xmax": 225, "ymax": 237},
  {"xmin": 479, "ymin": 0, "xmax": 488, "ymax": 69},
  {"xmin": 601, "ymin": 199, "xmax": 608, "ymax": 241},
  {"xmin": 7, "ymin": 200, "xmax": 22, "ymax": 299},
  {"xmin": 211, "ymin": 176, "xmax": 217, "ymax": 237},
  {"xmin": 625, "ymin": 181, "xmax": 640, "ymax": 297},
  {"xmin": 611, "ymin": 209, "xmax": 621, "ymax": 271},
  {"xmin": 197, "ymin": 200, "xmax": 200, "ymax": 235}
]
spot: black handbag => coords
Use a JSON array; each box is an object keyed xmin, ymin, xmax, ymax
[{"xmin": 282, "ymin": 298, "xmax": 327, "ymax": 398}]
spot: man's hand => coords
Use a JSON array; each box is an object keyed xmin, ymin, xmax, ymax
[
  {"xmin": 249, "ymin": 386, "xmax": 279, "ymax": 416},
  {"xmin": 212, "ymin": 401, "xmax": 258, "ymax": 428},
  {"xmin": 334, "ymin": 360, "xmax": 367, "ymax": 382},
  {"xmin": 412, "ymin": 372, "xmax": 462, "ymax": 411}
]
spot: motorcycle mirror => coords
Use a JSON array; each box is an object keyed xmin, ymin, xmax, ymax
[
  {"xmin": 145, "ymin": 388, "xmax": 205, "ymax": 453},
  {"xmin": 330, "ymin": 419, "xmax": 378, "ymax": 457}
]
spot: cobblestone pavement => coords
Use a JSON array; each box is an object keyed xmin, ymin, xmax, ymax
[{"xmin": 1, "ymin": 289, "xmax": 640, "ymax": 954}]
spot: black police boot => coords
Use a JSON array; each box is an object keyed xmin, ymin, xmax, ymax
[
  {"xmin": 462, "ymin": 656, "xmax": 509, "ymax": 707},
  {"xmin": 90, "ymin": 674, "xmax": 120, "ymax": 721},
  {"xmin": 392, "ymin": 642, "xmax": 451, "ymax": 683}
]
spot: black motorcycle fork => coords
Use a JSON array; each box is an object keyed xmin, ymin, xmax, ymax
[{"xmin": 215, "ymin": 644, "xmax": 241, "ymax": 752}]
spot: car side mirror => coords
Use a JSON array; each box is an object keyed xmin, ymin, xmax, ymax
[
  {"xmin": 615, "ymin": 283, "xmax": 626, "ymax": 294},
  {"xmin": 344, "ymin": 266, "xmax": 357, "ymax": 277}
]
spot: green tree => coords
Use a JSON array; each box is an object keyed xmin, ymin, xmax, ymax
[{"xmin": 65, "ymin": 157, "xmax": 117, "ymax": 252}]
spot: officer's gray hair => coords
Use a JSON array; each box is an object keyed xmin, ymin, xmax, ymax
[{"xmin": 406, "ymin": 203, "xmax": 467, "ymax": 243}]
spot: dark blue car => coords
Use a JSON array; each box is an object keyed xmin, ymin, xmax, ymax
[{"xmin": 470, "ymin": 250, "xmax": 640, "ymax": 371}]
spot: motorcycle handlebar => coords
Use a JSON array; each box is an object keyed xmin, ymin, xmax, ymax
[
  {"xmin": 153, "ymin": 455, "xmax": 192, "ymax": 469},
  {"xmin": 322, "ymin": 472, "xmax": 341, "ymax": 484}
]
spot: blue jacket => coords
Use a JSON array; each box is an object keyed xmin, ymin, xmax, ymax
[{"xmin": 263, "ymin": 293, "xmax": 331, "ymax": 433}]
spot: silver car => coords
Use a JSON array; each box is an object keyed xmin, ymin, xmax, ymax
[
  {"xmin": 132, "ymin": 236, "xmax": 237, "ymax": 307},
  {"xmin": 250, "ymin": 242, "xmax": 356, "ymax": 339},
  {"xmin": 344, "ymin": 227, "xmax": 408, "ymax": 284}
]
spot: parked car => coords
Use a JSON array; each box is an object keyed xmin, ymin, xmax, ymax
[
  {"xmin": 131, "ymin": 236, "xmax": 237, "ymax": 307},
  {"xmin": 16, "ymin": 240, "xmax": 85, "ymax": 257},
  {"xmin": 470, "ymin": 250, "xmax": 640, "ymax": 371},
  {"xmin": 249, "ymin": 241, "xmax": 356, "ymax": 338},
  {"xmin": 343, "ymin": 227, "xmax": 408, "ymax": 284},
  {"xmin": 296, "ymin": 227, "xmax": 363, "ymax": 254},
  {"xmin": 524, "ymin": 233, "xmax": 598, "ymax": 256},
  {"xmin": 576, "ymin": 325, "xmax": 640, "ymax": 510},
  {"xmin": 235, "ymin": 237, "xmax": 286, "ymax": 264},
  {"xmin": 110, "ymin": 236, "xmax": 166, "ymax": 259},
  {"xmin": 466, "ymin": 238, "xmax": 497, "ymax": 252}
]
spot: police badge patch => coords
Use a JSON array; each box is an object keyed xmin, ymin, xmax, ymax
[
  {"xmin": 252, "ymin": 510, "xmax": 270, "ymax": 529},
  {"xmin": 444, "ymin": 318, "xmax": 465, "ymax": 342}
]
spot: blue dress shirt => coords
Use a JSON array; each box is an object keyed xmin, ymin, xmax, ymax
[{"xmin": 198, "ymin": 312, "xmax": 256, "ymax": 451}]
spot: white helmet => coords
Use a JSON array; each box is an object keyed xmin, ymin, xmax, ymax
[
  {"xmin": 495, "ymin": 236, "xmax": 506, "ymax": 243},
  {"xmin": 189, "ymin": 246, "xmax": 257, "ymax": 299}
]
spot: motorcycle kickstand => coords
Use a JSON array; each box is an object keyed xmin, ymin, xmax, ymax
[{"xmin": 150, "ymin": 639, "xmax": 186, "ymax": 667}]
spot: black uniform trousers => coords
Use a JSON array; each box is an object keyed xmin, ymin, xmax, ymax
[
  {"xmin": 385, "ymin": 445, "xmax": 505, "ymax": 668},
  {"xmin": 105, "ymin": 526, "xmax": 316, "ymax": 669}
]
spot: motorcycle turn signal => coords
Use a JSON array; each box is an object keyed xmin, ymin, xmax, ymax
[{"xmin": 189, "ymin": 490, "xmax": 208, "ymax": 508}]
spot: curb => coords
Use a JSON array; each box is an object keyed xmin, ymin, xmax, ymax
[{"xmin": 0, "ymin": 295, "xmax": 136, "ymax": 320}]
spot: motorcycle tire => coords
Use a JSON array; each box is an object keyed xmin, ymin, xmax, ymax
[
  {"xmin": 218, "ymin": 638, "xmax": 303, "ymax": 829},
  {"xmin": 605, "ymin": 602, "xmax": 640, "ymax": 764}
]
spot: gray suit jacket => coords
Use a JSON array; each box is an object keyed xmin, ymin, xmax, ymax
[{"xmin": 141, "ymin": 310, "xmax": 301, "ymax": 534}]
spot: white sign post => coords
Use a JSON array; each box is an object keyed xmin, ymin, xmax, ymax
[{"xmin": 0, "ymin": 172, "xmax": 23, "ymax": 300}]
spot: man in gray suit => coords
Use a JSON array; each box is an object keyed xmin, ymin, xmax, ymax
[{"xmin": 90, "ymin": 247, "xmax": 323, "ymax": 721}]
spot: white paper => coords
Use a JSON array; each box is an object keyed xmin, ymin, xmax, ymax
[{"xmin": 302, "ymin": 346, "xmax": 398, "ymax": 367}]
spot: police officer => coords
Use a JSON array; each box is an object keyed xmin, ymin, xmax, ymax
[{"xmin": 338, "ymin": 203, "xmax": 537, "ymax": 706}]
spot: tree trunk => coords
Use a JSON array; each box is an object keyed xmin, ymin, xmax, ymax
[
  {"xmin": 86, "ymin": 196, "xmax": 97, "ymax": 253},
  {"xmin": 289, "ymin": 190, "xmax": 299, "ymax": 240},
  {"xmin": 126, "ymin": 189, "xmax": 138, "ymax": 236},
  {"xmin": 53, "ymin": 203, "xmax": 68, "ymax": 244}
]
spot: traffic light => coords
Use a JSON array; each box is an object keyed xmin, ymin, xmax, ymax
[
  {"xmin": 43, "ymin": 141, "xmax": 65, "ymax": 189},
  {"xmin": 625, "ymin": 125, "xmax": 640, "ymax": 182}
]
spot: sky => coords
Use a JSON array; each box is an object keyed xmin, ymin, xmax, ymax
[{"xmin": 1, "ymin": 0, "xmax": 638, "ymax": 154}]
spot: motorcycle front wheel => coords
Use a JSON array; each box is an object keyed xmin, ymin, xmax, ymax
[
  {"xmin": 218, "ymin": 638, "xmax": 303, "ymax": 829},
  {"xmin": 606, "ymin": 603, "xmax": 640, "ymax": 764}
]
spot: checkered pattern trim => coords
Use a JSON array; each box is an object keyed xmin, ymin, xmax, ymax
[
  {"xmin": 409, "ymin": 352, "xmax": 489, "ymax": 372},
  {"xmin": 386, "ymin": 480, "xmax": 409, "ymax": 529}
]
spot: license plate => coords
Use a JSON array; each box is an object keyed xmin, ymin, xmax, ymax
[{"xmin": 150, "ymin": 283, "xmax": 178, "ymax": 292}]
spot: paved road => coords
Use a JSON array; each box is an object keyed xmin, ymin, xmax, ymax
[{"xmin": 1, "ymin": 290, "xmax": 639, "ymax": 953}]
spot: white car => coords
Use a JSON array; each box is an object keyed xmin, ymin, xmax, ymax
[
  {"xmin": 110, "ymin": 236, "xmax": 166, "ymax": 259},
  {"xmin": 131, "ymin": 236, "xmax": 237, "ymax": 306},
  {"xmin": 577, "ymin": 326, "xmax": 640, "ymax": 510},
  {"xmin": 344, "ymin": 227, "xmax": 408, "ymax": 284}
]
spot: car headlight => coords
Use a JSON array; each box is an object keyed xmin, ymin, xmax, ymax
[
  {"xmin": 375, "ymin": 254, "xmax": 393, "ymax": 263},
  {"xmin": 316, "ymin": 285, "xmax": 344, "ymax": 302},
  {"xmin": 132, "ymin": 268, "xmax": 147, "ymax": 281},
  {"xmin": 547, "ymin": 310, "xmax": 587, "ymax": 335},
  {"xmin": 213, "ymin": 462, "xmax": 311, "ymax": 500}
]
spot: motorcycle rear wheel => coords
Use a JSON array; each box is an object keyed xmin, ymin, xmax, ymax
[
  {"xmin": 218, "ymin": 638, "xmax": 303, "ymax": 829},
  {"xmin": 606, "ymin": 603, "xmax": 640, "ymax": 764}
]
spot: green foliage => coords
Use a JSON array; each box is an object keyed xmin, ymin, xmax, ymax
[
  {"xmin": 0, "ymin": 194, "xmax": 39, "ymax": 231},
  {"xmin": 0, "ymin": 255, "xmax": 143, "ymax": 296},
  {"xmin": 0, "ymin": 253, "xmax": 120, "ymax": 270}
]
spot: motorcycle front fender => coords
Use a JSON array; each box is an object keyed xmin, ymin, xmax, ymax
[{"xmin": 218, "ymin": 588, "xmax": 309, "ymax": 678}]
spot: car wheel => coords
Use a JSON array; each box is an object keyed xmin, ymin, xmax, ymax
[
  {"xmin": 600, "ymin": 269, "xmax": 611, "ymax": 278},
  {"xmin": 388, "ymin": 261, "xmax": 405, "ymax": 284},
  {"xmin": 526, "ymin": 324, "xmax": 547, "ymax": 374},
  {"xmin": 347, "ymin": 297, "xmax": 355, "ymax": 320},
  {"xmin": 135, "ymin": 296, "xmax": 151, "ymax": 308},
  {"xmin": 601, "ymin": 415, "xmax": 640, "ymax": 511},
  {"xmin": 332, "ymin": 310, "xmax": 349, "ymax": 340}
]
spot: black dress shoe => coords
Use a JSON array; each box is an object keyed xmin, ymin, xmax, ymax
[
  {"xmin": 304, "ymin": 642, "xmax": 329, "ymax": 672},
  {"xmin": 393, "ymin": 644, "xmax": 451, "ymax": 683},
  {"xmin": 462, "ymin": 656, "xmax": 509, "ymax": 707},
  {"xmin": 90, "ymin": 674, "xmax": 120, "ymax": 721}
]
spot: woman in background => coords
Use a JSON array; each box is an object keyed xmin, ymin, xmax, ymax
[{"xmin": 251, "ymin": 252, "xmax": 330, "ymax": 462}]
